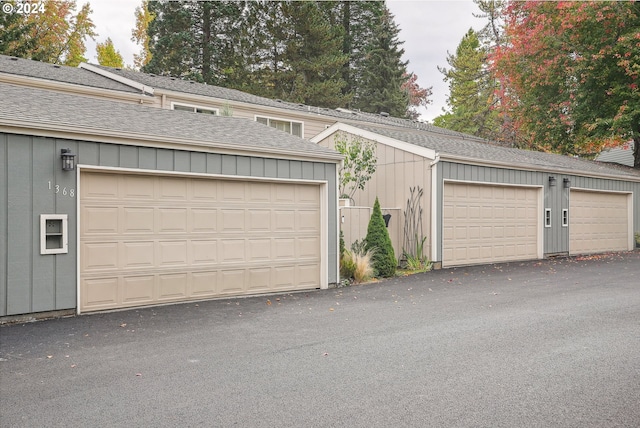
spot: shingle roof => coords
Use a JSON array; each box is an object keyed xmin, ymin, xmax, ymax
[
  {"xmin": 89, "ymin": 63, "xmax": 484, "ymax": 138},
  {"xmin": 0, "ymin": 82, "xmax": 340, "ymax": 161},
  {"xmin": 348, "ymin": 123, "xmax": 640, "ymax": 180},
  {"xmin": 0, "ymin": 55, "xmax": 141, "ymax": 94}
]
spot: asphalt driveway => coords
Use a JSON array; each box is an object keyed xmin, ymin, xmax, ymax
[{"xmin": 1, "ymin": 251, "xmax": 639, "ymax": 427}]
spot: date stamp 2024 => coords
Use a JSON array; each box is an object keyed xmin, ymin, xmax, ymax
[{"xmin": 2, "ymin": 1, "xmax": 45, "ymax": 15}]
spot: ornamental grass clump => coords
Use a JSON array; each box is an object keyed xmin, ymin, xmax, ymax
[{"xmin": 364, "ymin": 197, "xmax": 396, "ymax": 277}]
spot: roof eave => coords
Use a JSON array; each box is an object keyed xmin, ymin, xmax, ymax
[
  {"xmin": 438, "ymin": 153, "xmax": 640, "ymax": 183},
  {"xmin": 0, "ymin": 119, "xmax": 343, "ymax": 164}
]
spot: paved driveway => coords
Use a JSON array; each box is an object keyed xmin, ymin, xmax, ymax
[{"xmin": 1, "ymin": 252, "xmax": 639, "ymax": 427}]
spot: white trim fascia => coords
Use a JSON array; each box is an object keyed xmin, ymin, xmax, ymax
[
  {"xmin": 569, "ymin": 187, "xmax": 634, "ymax": 195},
  {"xmin": 79, "ymin": 62, "xmax": 154, "ymax": 95},
  {"xmin": 443, "ymin": 178, "xmax": 545, "ymax": 189},
  {"xmin": 0, "ymin": 72, "xmax": 156, "ymax": 104},
  {"xmin": 439, "ymin": 154, "xmax": 640, "ymax": 183},
  {"xmin": 311, "ymin": 122, "xmax": 437, "ymax": 160},
  {"xmin": 78, "ymin": 164, "xmax": 331, "ymax": 185},
  {"xmin": 0, "ymin": 121, "xmax": 343, "ymax": 163},
  {"xmin": 76, "ymin": 166, "xmax": 81, "ymax": 314}
]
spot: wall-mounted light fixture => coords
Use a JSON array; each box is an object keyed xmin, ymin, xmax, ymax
[
  {"xmin": 549, "ymin": 176, "xmax": 557, "ymax": 187},
  {"xmin": 563, "ymin": 178, "xmax": 571, "ymax": 189},
  {"xmin": 61, "ymin": 148, "xmax": 76, "ymax": 171}
]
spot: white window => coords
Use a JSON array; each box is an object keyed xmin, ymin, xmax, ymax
[
  {"xmin": 545, "ymin": 208, "xmax": 552, "ymax": 228},
  {"xmin": 562, "ymin": 209, "xmax": 569, "ymax": 227},
  {"xmin": 171, "ymin": 102, "xmax": 218, "ymax": 115},
  {"xmin": 255, "ymin": 116, "xmax": 303, "ymax": 137}
]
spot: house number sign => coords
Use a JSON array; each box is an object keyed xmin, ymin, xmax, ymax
[{"xmin": 48, "ymin": 181, "xmax": 75, "ymax": 198}]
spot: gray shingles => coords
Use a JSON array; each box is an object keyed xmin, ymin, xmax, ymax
[
  {"xmin": 0, "ymin": 55, "xmax": 141, "ymax": 94},
  {"xmin": 0, "ymin": 82, "xmax": 340, "ymax": 160},
  {"xmin": 349, "ymin": 123, "xmax": 640, "ymax": 180}
]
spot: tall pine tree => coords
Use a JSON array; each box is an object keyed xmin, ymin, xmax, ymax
[
  {"xmin": 434, "ymin": 28, "xmax": 499, "ymax": 139},
  {"xmin": 143, "ymin": 1, "xmax": 245, "ymax": 85},
  {"xmin": 353, "ymin": 6, "xmax": 409, "ymax": 117}
]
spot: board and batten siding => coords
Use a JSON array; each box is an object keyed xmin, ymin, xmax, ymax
[
  {"xmin": 436, "ymin": 161, "xmax": 640, "ymax": 262},
  {"xmin": 0, "ymin": 132, "xmax": 338, "ymax": 317},
  {"xmin": 317, "ymin": 132, "xmax": 431, "ymax": 259}
]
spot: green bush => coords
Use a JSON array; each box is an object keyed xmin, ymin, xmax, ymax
[
  {"xmin": 340, "ymin": 229, "xmax": 346, "ymax": 259},
  {"xmin": 364, "ymin": 197, "xmax": 396, "ymax": 277},
  {"xmin": 340, "ymin": 251, "xmax": 356, "ymax": 280}
]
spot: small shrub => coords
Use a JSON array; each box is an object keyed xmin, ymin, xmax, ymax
[
  {"xmin": 350, "ymin": 238, "xmax": 367, "ymax": 255},
  {"xmin": 340, "ymin": 250, "xmax": 356, "ymax": 280},
  {"xmin": 636, "ymin": 232, "xmax": 640, "ymax": 246},
  {"xmin": 365, "ymin": 197, "xmax": 396, "ymax": 277},
  {"xmin": 340, "ymin": 230, "xmax": 346, "ymax": 259},
  {"xmin": 352, "ymin": 250, "xmax": 375, "ymax": 283},
  {"xmin": 402, "ymin": 235, "xmax": 432, "ymax": 272}
]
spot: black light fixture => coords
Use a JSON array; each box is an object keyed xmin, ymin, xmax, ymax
[
  {"xmin": 549, "ymin": 176, "xmax": 557, "ymax": 187},
  {"xmin": 563, "ymin": 178, "xmax": 571, "ymax": 188},
  {"xmin": 61, "ymin": 148, "xmax": 76, "ymax": 171}
]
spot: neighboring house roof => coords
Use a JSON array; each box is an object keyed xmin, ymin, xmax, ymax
[
  {"xmin": 318, "ymin": 122, "xmax": 640, "ymax": 181},
  {"xmin": 85, "ymin": 63, "xmax": 486, "ymax": 140},
  {"xmin": 0, "ymin": 82, "xmax": 341, "ymax": 162},
  {"xmin": 595, "ymin": 141, "xmax": 635, "ymax": 167},
  {"xmin": 0, "ymin": 55, "xmax": 141, "ymax": 94}
]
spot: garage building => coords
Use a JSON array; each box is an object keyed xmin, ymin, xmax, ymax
[{"xmin": 0, "ymin": 83, "xmax": 341, "ymax": 317}]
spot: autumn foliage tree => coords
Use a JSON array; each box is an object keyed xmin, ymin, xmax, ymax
[
  {"xmin": 0, "ymin": 0, "xmax": 96, "ymax": 66},
  {"xmin": 490, "ymin": 1, "xmax": 640, "ymax": 167},
  {"xmin": 96, "ymin": 37, "xmax": 124, "ymax": 68}
]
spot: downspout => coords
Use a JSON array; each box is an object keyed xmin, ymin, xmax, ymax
[{"xmin": 429, "ymin": 154, "xmax": 441, "ymax": 265}]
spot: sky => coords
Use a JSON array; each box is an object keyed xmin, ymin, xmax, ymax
[{"xmin": 85, "ymin": 0, "xmax": 484, "ymax": 122}]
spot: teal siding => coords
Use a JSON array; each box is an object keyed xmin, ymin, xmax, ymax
[
  {"xmin": 437, "ymin": 161, "xmax": 640, "ymax": 263},
  {"xmin": 1, "ymin": 133, "xmax": 338, "ymax": 317}
]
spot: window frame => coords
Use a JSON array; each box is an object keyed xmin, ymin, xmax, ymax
[
  {"xmin": 171, "ymin": 102, "xmax": 219, "ymax": 115},
  {"xmin": 254, "ymin": 115, "xmax": 304, "ymax": 137}
]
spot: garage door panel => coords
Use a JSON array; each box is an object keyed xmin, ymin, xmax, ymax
[
  {"xmin": 83, "ymin": 277, "xmax": 119, "ymax": 309},
  {"xmin": 191, "ymin": 209, "xmax": 217, "ymax": 232},
  {"xmin": 123, "ymin": 207, "xmax": 154, "ymax": 234},
  {"xmin": 80, "ymin": 172, "xmax": 321, "ymax": 312},
  {"xmin": 82, "ymin": 242, "xmax": 118, "ymax": 271},
  {"xmin": 122, "ymin": 275, "xmax": 154, "ymax": 303},
  {"xmin": 191, "ymin": 271, "xmax": 218, "ymax": 296},
  {"xmin": 158, "ymin": 273, "xmax": 188, "ymax": 300},
  {"xmin": 569, "ymin": 190, "xmax": 629, "ymax": 254},
  {"xmin": 82, "ymin": 206, "xmax": 119, "ymax": 235},
  {"xmin": 443, "ymin": 182, "xmax": 539, "ymax": 267},
  {"xmin": 122, "ymin": 241, "xmax": 154, "ymax": 268},
  {"xmin": 158, "ymin": 208, "xmax": 187, "ymax": 232},
  {"xmin": 158, "ymin": 177, "xmax": 188, "ymax": 201},
  {"xmin": 121, "ymin": 175, "xmax": 155, "ymax": 200}
]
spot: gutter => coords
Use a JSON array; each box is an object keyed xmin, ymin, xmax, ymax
[{"xmin": 0, "ymin": 119, "xmax": 344, "ymax": 163}]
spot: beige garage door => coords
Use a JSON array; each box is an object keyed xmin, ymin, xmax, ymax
[
  {"xmin": 80, "ymin": 171, "xmax": 321, "ymax": 312},
  {"xmin": 443, "ymin": 182, "xmax": 540, "ymax": 267},
  {"xmin": 569, "ymin": 190, "xmax": 630, "ymax": 255}
]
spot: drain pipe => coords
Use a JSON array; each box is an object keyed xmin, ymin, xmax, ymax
[{"xmin": 429, "ymin": 153, "xmax": 441, "ymax": 266}]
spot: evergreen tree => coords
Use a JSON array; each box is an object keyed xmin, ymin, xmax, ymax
[
  {"xmin": 365, "ymin": 198, "xmax": 396, "ymax": 278},
  {"xmin": 353, "ymin": 6, "xmax": 409, "ymax": 117},
  {"xmin": 434, "ymin": 28, "xmax": 499, "ymax": 139},
  {"xmin": 143, "ymin": 1, "xmax": 245, "ymax": 85},
  {"xmin": 280, "ymin": 1, "xmax": 349, "ymax": 107}
]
